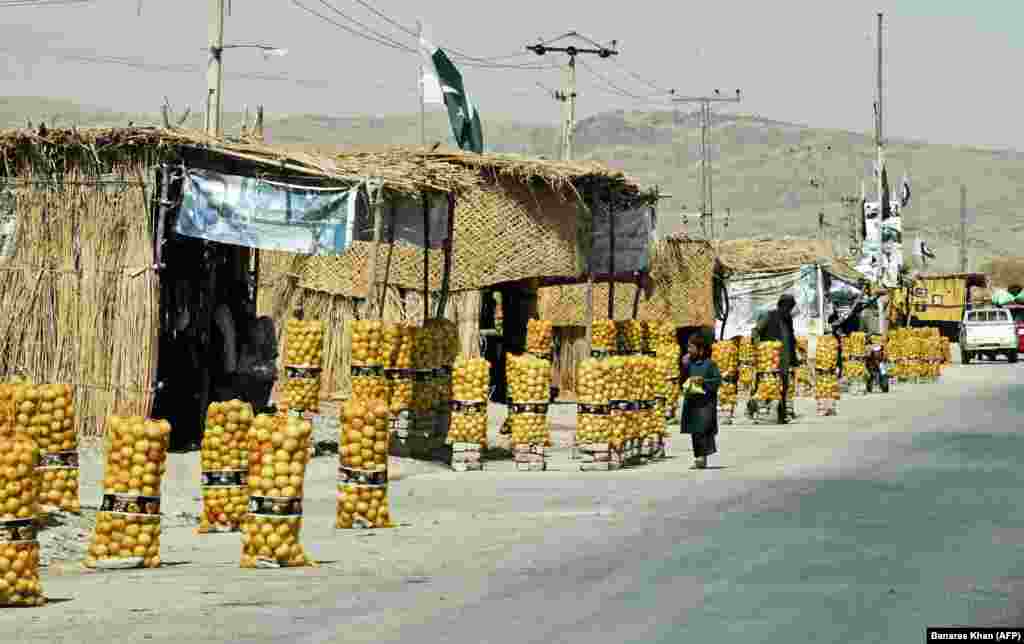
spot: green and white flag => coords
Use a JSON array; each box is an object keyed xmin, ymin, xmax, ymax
[{"xmin": 420, "ymin": 35, "xmax": 483, "ymax": 153}]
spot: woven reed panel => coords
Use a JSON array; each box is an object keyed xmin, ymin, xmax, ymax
[
  {"xmin": 294, "ymin": 179, "xmax": 586, "ymax": 297},
  {"xmin": 537, "ymin": 238, "xmax": 716, "ymax": 327}
]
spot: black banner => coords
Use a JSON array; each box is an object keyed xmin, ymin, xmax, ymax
[
  {"xmin": 384, "ymin": 369, "xmax": 415, "ymax": 381},
  {"xmin": 248, "ymin": 496, "xmax": 303, "ymax": 517},
  {"xmin": 200, "ymin": 470, "xmax": 248, "ymax": 488},
  {"xmin": 638, "ymin": 400, "xmax": 656, "ymax": 411},
  {"xmin": 590, "ymin": 350, "xmax": 612, "ymax": 360},
  {"xmin": 527, "ymin": 352, "xmax": 553, "ymax": 363},
  {"xmin": 413, "ymin": 370, "xmax": 433, "ymax": 383},
  {"xmin": 100, "ymin": 494, "xmax": 161, "ymax": 516},
  {"xmin": 927, "ymin": 628, "xmax": 1024, "ymax": 641},
  {"xmin": 285, "ymin": 366, "xmax": 321, "ymax": 379},
  {"xmin": 577, "ymin": 403, "xmax": 609, "ymax": 416},
  {"xmin": 610, "ymin": 400, "xmax": 640, "ymax": 412},
  {"xmin": 0, "ymin": 518, "xmax": 37, "ymax": 544},
  {"xmin": 436, "ymin": 366, "xmax": 453, "ymax": 378},
  {"xmin": 450, "ymin": 400, "xmax": 487, "ymax": 414},
  {"xmin": 337, "ymin": 466, "xmax": 388, "ymax": 486},
  {"xmin": 39, "ymin": 450, "xmax": 78, "ymax": 469},
  {"xmin": 351, "ymin": 365, "xmax": 383, "ymax": 378},
  {"xmin": 815, "ymin": 368, "xmax": 836, "ymax": 375},
  {"xmin": 510, "ymin": 403, "xmax": 549, "ymax": 415}
]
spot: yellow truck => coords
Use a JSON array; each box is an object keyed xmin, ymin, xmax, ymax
[{"xmin": 888, "ymin": 272, "xmax": 988, "ymax": 338}]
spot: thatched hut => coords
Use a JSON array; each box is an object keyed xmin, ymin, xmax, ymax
[
  {"xmin": 534, "ymin": 234, "xmax": 719, "ymax": 393},
  {"xmin": 715, "ymin": 237, "xmax": 866, "ymax": 339},
  {"xmin": 0, "ymin": 126, "xmax": 650, "ymax": 444}
]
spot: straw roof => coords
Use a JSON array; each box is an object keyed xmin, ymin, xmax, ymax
[
  {"xmin": 0, "ymin": 126, "xmax": 649, "ymax": 200},
  {"xmin": 716, "ymin": 237, "xmax": 863, "ymax": 283}
]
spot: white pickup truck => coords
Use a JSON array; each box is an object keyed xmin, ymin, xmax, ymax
[{"xmin": 959, "ymin": 307, "xmax": 1019, "ymax": 364}]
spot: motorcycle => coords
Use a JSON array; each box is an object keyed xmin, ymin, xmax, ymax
[{"xmin": 865, "ymin": 343, "xmax": 890, "ymax": 393}]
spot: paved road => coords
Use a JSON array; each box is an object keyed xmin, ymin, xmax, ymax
[
  {"xmin": 286, "ymin": 364, "xmax": 1024, "ymax": 644},
  {"xmin": 8, "ymin": 363, "xmax": 1022, "ymax": 643}
]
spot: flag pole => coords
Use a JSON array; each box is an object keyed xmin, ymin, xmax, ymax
[{"xmin": 418, "ymin": 20, "xmax": 426, "ymax": 147}]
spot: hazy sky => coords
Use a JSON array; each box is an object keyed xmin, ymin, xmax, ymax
[{"xmin": 0, "ymin": 1, "xmax": 1021, "ymax": 149}]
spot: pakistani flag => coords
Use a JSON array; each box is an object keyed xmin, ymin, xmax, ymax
[{"xmin": 420, "ymin": 36, "xmax": 483, "ymax": 153}]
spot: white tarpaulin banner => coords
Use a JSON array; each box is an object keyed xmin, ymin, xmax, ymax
[
  {"xmin": 717, "ymin": 265, "xmax": 820, "ymax": 339},
  {"xmin": 175, "ymin": 168, "xmax": 357, "ymax": 255}
]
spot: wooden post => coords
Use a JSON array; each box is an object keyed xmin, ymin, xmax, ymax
[
  {"xmin": 631, "ymin": 271, "xmax": 643, "ymax": 319},
  {"xmin": 378, "ymin": 201, "xmax": 396, "ymax": 318},
  {"xmin": 435, "ymin": 193, "xmax": 455, "ymax": 319},
  {"xmin": 422, "ymin": 192, "xmax": 430, "ymax": 323},
  {"xmin": 607, "ymin": 195, "xmax": 616, "ymax": 319},
  {"xmin": 583, "ymin": 189, "xmax": 595, "ymax": 352},
  {"xmin": 363, "ymin": 181, "xmax": 385, "ymax": 319}
]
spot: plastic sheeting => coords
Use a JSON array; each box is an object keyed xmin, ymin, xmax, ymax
[
  {"xmin": 586, "ymin": 204, "xmax": 657, "ymax": 275},
  {"xmin": 717, "ymin": 265, "xmax": 821, "ymax": 339}
]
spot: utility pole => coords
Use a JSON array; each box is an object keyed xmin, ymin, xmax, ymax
[
  {"xmin": 527, "ymin": 36, "xmax": 618, "ymax": 161},
  {"xmin": 672, "ymin": 90, "xmax": 741, "ymax": 239},
  {"xmin": 874, "ymin": 12, "xmax": 884, "ymax": 215},
  {"xmin": 417, "ymin": 20, "xmax": 426, "ymax": 146},
  {"xmin": 960, "ymin": 184, "xmax": 968, "ymax": 272},
  {"xmin": 206, "ymin": 0, "xmax": 226, "ymax": 137}
]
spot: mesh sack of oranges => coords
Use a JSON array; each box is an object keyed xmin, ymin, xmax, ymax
[
  {"xmin": 575, "ymin": 358, "xmax": 610, "ymax": 444},
  {"xmin": 754, "ymin": 373, "xmax": 783, "ymax": 402},
  {"xmin": 336, "ymin": 399, "xmax": 393, "ymax": 529},
  {"xmin": 448, "ymin": 358, "xmax": 490, "ymax": 448},
  {"xmin": 756, "ymin": 341, "xmax": 783, "ymax": 373},
  {"xmin": 282, "ymin": 371, "xmax": 320, "ymax": 413},
  {"xmin": 591, "ymin": 320, "xmax": 616, "ymax": 354},
  {"xmin": 84, "ymin": 416, "xmax": 171, "ymax": 570},
  {"xmin": 13, "ymin": 383, "xmax": 80, "ymax": 513},
  {"xmin": 526, "ymin": 319, "xmax": 554, "ymax": 357},
  {"xmin": 198, "ymin": 400, "xmax": 254, "ymax": 534},
  {"xmin": 712, "ymin": 341, "xmax": 739, "ymax": 378},
  {"xmin": 650, "ymin": 321, "xmax": 677, "ymax": 354},
  {"xmin": 0, "ymin": 392, "xmax": 46, "ymax": 607},
  {"xmin": 241, "ymin": 413, "xmax": 315, "ymax": 568},
  {"xmin": 506, "ymin": 355, "xmax": 552, "ymax": 448},
  {"xmin": 284, "ymin": 319, "xmax": 325, "ymax": 368}
]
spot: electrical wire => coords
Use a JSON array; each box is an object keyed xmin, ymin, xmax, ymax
[
  {"xmin": 290, "ymin": 0, "xmax": 415, "ymax": 52},
  {"xmin": 609, "ymin": 58, "xmax": 675, "ymax": 95},
  {"xmin": 291, "ymin": 0, "xmax": 558, "ymax": 70},
  {"xmin": 346, "ymin": 0, "xmax": 546, "ymax": 63},
  {"xmin": 0, "ymin": 46, "xmax": 332, "ymax": 88},
  {"xmin": 0, "ymin": 0, "xmax": 92, "ymax": 6},
  {"xmin": 312, "ymin": 0, "xmax": 414, "ymax": 52},
  {"xmin": 578, "ymin": 59, "xmax": 672, "ymax": 102}
]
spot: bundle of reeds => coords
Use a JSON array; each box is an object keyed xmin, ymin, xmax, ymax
[{"xmin": 0, "ymin": 163, "xmax": 157, "ymax": 447}]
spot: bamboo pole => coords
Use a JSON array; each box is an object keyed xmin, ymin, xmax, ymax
[
  {"xmin": 422, "ymin": 191, "xmax": 430, "ymax": 323},
  {"xmin": 363, "ymin": 181, "xmax": 385, "ymax": 319},
  {"xmin": 435, "ymin": 193, "xmax": 455, "ymax": 319}
]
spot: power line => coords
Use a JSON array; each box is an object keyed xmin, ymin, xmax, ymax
[
  {"xmin": 290, "ymin": 0, "xmax": 414, "ymax": 52},
  {"xmin": 0, "ymin": 46, "xmax": 331, "ymax": 87},
  {"xmin": 578, "ymin": 59, "xmax": 668, "ymax": 101},
  {"xmin": 0, "ymin": 0, "xmax": 93, "ymax": 6},
  {"xmin": 312, "ymin": 0, "xmax": 413, "ymax": 52},
  {"xmin": 609, "ymin": 58, "xmax": 675, "ymax": 95},
  {"xmin": 291, "ymin": 0, "xmax": 558, "ymax": 70}
]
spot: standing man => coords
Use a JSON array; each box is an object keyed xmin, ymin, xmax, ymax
[{"xmin": 750, "ymin": 294, "xmax": 800, "ymax": 424}]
